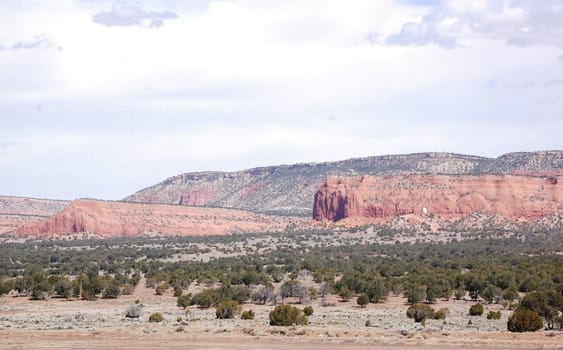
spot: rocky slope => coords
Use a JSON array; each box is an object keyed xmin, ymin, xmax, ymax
[
  {"xmin": 313, "ymin": 175, "xmax": 562, "ymax": 222},
  {"xmin": 125, "ymin": 151, "xmax": 562, "ymax": 216},
  {"xmin": 0, "ymin": 196, "xmax": 70, "ymax": 234},
  {"xmin": 15, "ymin": 199, "xmax": 308, "ymax": 238}
]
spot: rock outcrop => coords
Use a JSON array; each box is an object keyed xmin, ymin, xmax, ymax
[
  {"xmin": 0, "ymin": 196, "xmax": 70, "ymax": 234},
  {"xmin": 125, "ymin": 151, "xmax": 562, "ymax": 216},
  {"xmin": 313, "ymin": 175, "xmax": 562, "ymax": 222},
  {"xmin": 15, "ymin": 199, "xmax": 307, "ymax": 238}
]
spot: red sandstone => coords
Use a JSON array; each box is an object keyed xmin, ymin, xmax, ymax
[{"xmin": 313, "ymin": 175, "xmax": 562, "ymax": 221}]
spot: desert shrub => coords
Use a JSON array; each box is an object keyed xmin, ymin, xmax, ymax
[
  {"xmin": 190, "ymin": 289, "xmax": 219, "ymax": 308},
  {"xmin": 130, "ymin": 273, "xmax": 141, "ymax": 286},
  {"xmin": 507, "ymin": 309, "xmax": 543, "ymax": 332},
  {"xmin": 121, "ymin": 284, "xmax": 135, "ymax": 295},
  {"xmin": 102, "ymin": 281, "xmax": 121, "ymax": 299},
  {"xmin": 502, "ymin": 287, "xmax": 519, "ymax": 302},
  {"xmin": 519, "ymin": 291, "xmax": 562, "ymax": 329},
  {"xmin": 269, "ymin": 304, "xmax": 308, "ymax": 326},
  {"xmin": 406, "ymin": 304, "xmax": 435, "ymax": 322},
  {"xmin": 149, "ymin": 312, "xmax": 164, "ymax": 323},
  {"xmin": 482, "ymin": 285, "xmax": 502, "ymax": 304},
  {"xmin": 454, "ymin": 289, "xmax": 466, "ymax": 300},
  {"xmin": 177, "ymin": 294, "xmax": 192, "ymax": 308},
  {"xmin": 405, "ymin": 284, "xmax": 427, "ymax": 305},
  {"xmin": 241, "ymin": 309, "xmax": 255, "ymax": 320},
  {"xmin": 303, "ymin": 306, "xmax": 314, "ymax": 316},
  {"xmin": 173, "ymin": 287, "xmax": 183, "ymax": 297},
  {"xmin": 309, "ymin": 286, "xmax": 317, "ymax": 300},
  {"xmin": 434, "ymin": 308, "xmax": 448, "ymax": 320},
  {"xmin": 216, "ymin": 300, "xmax": 241, "ymax": 319},
  {"xmin": 487, "ymin": 310, "xmax": 502, "ymax": 320},
  {"xmin": 357, "ymin": 294, "xmax": 370, "ymax": 308},
  {"xmin": 0, "ymin": 280, "xmax": 14, "ymax": 296},
  {"xmin": 219, "ymin": 285, "xmax": 251, "ymax": 304},
  {"xmin": 251, "ymin": 286, "xmax": 275, "ymax": 305},
  {"xmin": 155, "ymin": 282, "xmax": 169, "ymax": 296},
  {"xmin": 469, "ymin": 303, "xmax": 484, "ymax": 316},
  {"xmin": 338, "ymin": 287, "xmax": 353, "ymax": 301},
  {"xmin": 125, "ymin": 304, "xmax": 142, "ymax": 318}
]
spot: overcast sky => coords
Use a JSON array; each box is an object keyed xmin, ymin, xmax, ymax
[{"xmin": 1, "ymin": 0, "xmax": 562, "ymax": 200}]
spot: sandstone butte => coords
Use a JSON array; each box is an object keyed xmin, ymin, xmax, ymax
[
  {"xmin": 16, "ymin": 199, "xmax": 307, "ymax": 238},
  {"xmin": 0, "ymin": 196, "xmax": 70, "ymax": 235},
  {"xmin": 313, "ymin": 174, "xmax": 562, "ymax": 222}
]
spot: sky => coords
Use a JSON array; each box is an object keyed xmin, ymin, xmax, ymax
[{"xmin": 1, "ymin": 0, "xmax": 562, "ymax": 200}]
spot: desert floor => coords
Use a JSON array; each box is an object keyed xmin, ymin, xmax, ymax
[{"xmin": 0, "ymin": 282, "xmax": 561, "ymax": 350}]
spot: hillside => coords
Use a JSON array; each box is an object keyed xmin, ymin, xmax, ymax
[
  {"xmin": 313, "ymin": 174, "xmax": 562, "ymax": 222},
  {"xmin": 125, "ymin": 151, "xmax": 563, "ymax": 216},
  {"xmin": 15, "ymin": 199, "xmax": 308, "ymax": 238},
  {"xmin": 0, "ymin": 196, "xmax": 70, "ymax": 234}
]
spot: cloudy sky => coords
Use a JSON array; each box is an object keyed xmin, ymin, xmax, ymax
[{"xmin": 1, "ymin": 0, "xmax": 562, "ymax": 200}]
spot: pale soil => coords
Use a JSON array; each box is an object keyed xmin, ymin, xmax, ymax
[{"xmin": 0, "ymin": 283, "xmax": 560, "ymax": 349}]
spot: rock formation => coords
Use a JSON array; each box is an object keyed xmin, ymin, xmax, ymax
[
  {"xmin": 125, "ymin": 151, "xmax": 562, "ymax": 216},
  {"xmin": 0, "ymin": 196, "xmax": 70, "ymax": 234},
  {"xmin": 313, "ymin": 175, "xmax": 562, "ymax": 221},
  {"xmin": 15, "ymin": 199, "xmax": 307, "ymax": 238}
]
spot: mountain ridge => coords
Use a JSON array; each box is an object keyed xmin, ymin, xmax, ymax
[{"xmin": 124, "ymin": 150, "xmax": 563, "ymax": 216}]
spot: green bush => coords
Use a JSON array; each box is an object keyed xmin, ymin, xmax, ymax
[
  {"xmin": 487, "ymin": 310, "xmax": 501, "ymax": 320},
  {"xmin": 405, "ymin": 284, "xmax": 427, "ymax": 305},
  {"xmin": 338, "ymin": 287, "xmax": 353, "ymax": 301},
  {"xmin": 433, "ymin": 308, "xmax": 448, "ymax": 320},
  {"xmin": 121, "ymin": 284, "xmax": 135, "ymax": 295},
  {"xmin": 149, "ymin": 312, "xmax": 164, "ymax": 323},
  {"xmin": 177, "ymin": 294, "xmax": 192, "ymax": 308},
  {"xmin": 406, "ymin": 304, "xmax": 435, "ymax": 322},
  {"xmin": 216, "ymin": 300, "xmax": 241, "ymax": 319},
  {"xmin": 102, "ymin": 281, "xmax": 121, "ymax": 299},
  {"xmin": 190, "ymin": 289, "xmax": 219, "ymax": 308},
  {"xmin": 155, "ymin": 282, "xmax": 169, "ymax": 296},
  {"xmin": 241, "ymin": 309, "xmax": 255, "ymax": 320},
  {"xmin": 303, "ymin": 306, "xmax": 314, "ymax": 316},
  {"xmin": 357, "ymin": 294, "xmax": 370, "ymax": 308},
  {"xmin": 269, "ymin": 304, "xmax": 308, "ymax": 326},
  {"xmin": 507, "ymin": 309, "xmax": 543, "ymax": 332},
  {"xmin": 469, "ymin": 304, "xmax": 484, "ymax": 316}
]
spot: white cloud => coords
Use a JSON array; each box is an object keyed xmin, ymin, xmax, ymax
[
  {"xmin": 92, "ymin": 2, "xmax": 179, "ymax": 28},
  {"xmin": 383, "ymin": 0, "xmax": 563, "ymax": 48},
  {"xmin": 0, "ymin": 34, "xmax": 62, "ymax": 51},
  {"xmin": 0, "ymin": 0, "xmax": 561, "ymax": 199}
]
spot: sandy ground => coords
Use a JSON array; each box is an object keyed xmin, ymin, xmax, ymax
[
  {"xmin": 0, "ymin": 283, "xmax": 561, "ymax": 350},
  {"xmin": 3, "ymin": 332, "xmax": 560, "ymax": 350}
]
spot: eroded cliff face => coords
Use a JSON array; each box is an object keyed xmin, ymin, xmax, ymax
[
  {"xmin": 124, "ymin": 151, "xmax": 562, "ymax": 216},
  {"xmin": 16, "ymin": 199, "xmax": 307, "ymax": 238},
  {"xmin": 0, "ymin": 196, "xmax": 70, "ymax": 234},
  {"xmin": 313, "ymin": 175, "xmax": 562, "ymax": 221}
]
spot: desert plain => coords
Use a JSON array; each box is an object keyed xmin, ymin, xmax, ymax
[{"xmin": 1, "ymin": 275, "xmax": 561, "ymax": 350}]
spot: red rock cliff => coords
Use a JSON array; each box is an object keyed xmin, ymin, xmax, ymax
[
  {"xmin": 313, "ymin": 175, "xmax": 562, "ymax": 221},
  {"xmin": 16, "ymin": 199, "xmax": 306, "ymax": 238}
]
